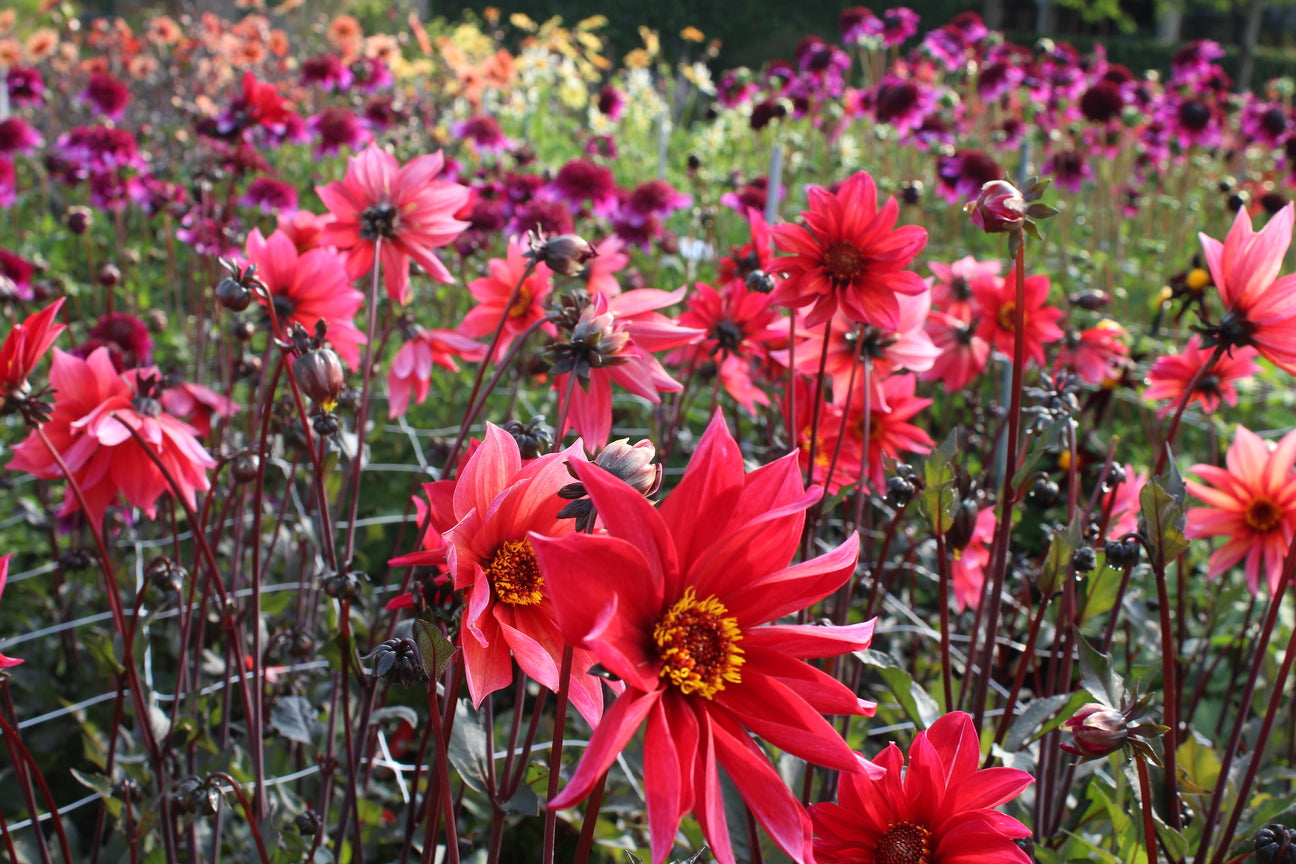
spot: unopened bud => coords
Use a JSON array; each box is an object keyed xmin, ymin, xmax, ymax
[
  {"xmin": 98, "ymin": 264, "xmax": 121, "ymax": 288},
  {"xmin": 215, "ymin": 276, "xmax": 253, "ymax": 312},
  {"xmin": 1061, "ymin": 703, "xmax": 1129, "ymax": 757},
  {"xmin": 966, "ymin": 179, "xmax": 1028, "ymax": 233},
  {"xmin": 944, "ymin": 499, "xmax": 980, "ymax": 551},
  {"xmin": 595, "ymin": 438, "xmax": 662, "ymax": 498},
  {"xmin": 530, "ymin": 233, "xmax": 597, "ymax": 277},
  {"xmin": 293, "ymin": 348, "xmax": 346, "ymax": 410}
]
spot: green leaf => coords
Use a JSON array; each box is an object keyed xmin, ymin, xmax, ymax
[
  {"xmin": 1004, "ymin": 691, "xmax": 1092, "ymax": 753},
  {"xmin": 1039, "ymin": 516, "xmax": 1084, "ymax": 596},
  {"xmin": 855, "ymin": 649, "xmax": 941, "ymax": 725},
  {"xmin": 415, "ymin": 619, "xmax": 459, "ymax": 681},
  {"xmin": 1139, "ymin": 475, "xmax": 1189, "ymax": 569},
  {"xmin": 448, "ymin": 699, "xmax": 490, "ymax": 794},
  {"xmin": 918, "ymin": 431, "xmax": 958, "ymax": 533},
  {"xmin": 1076, "ymin": 631, "xmax": 1127, "ymax": 709},
  {"xmin": 269, "ymin": 695, "xmax": 318, "ymax": 746}
]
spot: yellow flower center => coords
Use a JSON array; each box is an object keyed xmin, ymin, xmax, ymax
[
  {"xmin": 997, "ymin": 300, "xmax": 1018, "ymax": 332},
  {"xmin": 485, "ymin": 538, "xmax": 544, "ymax": 606},
  {"xmin": 822, "ymin": 241, "xmax": 868, "ymax": 286},
  {"xmin": 876, "ymin": 821, "xmax": 933, "ymax": 864},
  {"xmin": 509, "ymin": 284, "xmax": 534, "ymax": 318},
  {"xmin": 1186, "ymin": 267, "xmax": 1210, "ymax": 292},
  {"xmin": 652, "ymin": 588, "xmax": 744, "ymax": 698},
  {"xmin": 1245, "ymin": 496, "xmax": 1284, "ymax": 533}
]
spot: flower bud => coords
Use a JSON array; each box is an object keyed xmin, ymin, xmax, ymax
[
  {"xmin": 1105, "ymin": 538, "xmax": 1139, "ymax": 568},
  {"xmin": 293, "ymin": 348, "xmax": 346, "ymax": 411},
  {"xmin": 966, "ymin": 180, "xmax": 1028, "ymax": 233},
  {"xmin": 1071, "ymin": 546, "xmax": 1097, "ymax": 573},
  {"xmin": 1061, "ymin": 703, "xmax": 1130, "ymax": 757},
  {"xmin": 98, "ymin": 264, "xmax": 121, "ymax": 288},
  {"xmin": 944, "ymin": 499, "xmax": 980, "ymax": 551},
  {"xmin": 64, "ymin": 206, "xmax": 93, "ymax": 235},
  {"xmin": 530, "ymin": 233, "xmax": 597, "ymax": 277},
  {"xmin": 1254, "ymin": 824, "xmax": 1296, "ymax": 864},
  {"xmin": 885, "ymin": 475, "xmax": 916, "ymax": 507},
  {"xmin": 215, "ymin": 276, "xmax": 254, "ymax": 312},
  {"xmin": 595, "ymin": 438, "xmax": 662, "ymax": 498}
]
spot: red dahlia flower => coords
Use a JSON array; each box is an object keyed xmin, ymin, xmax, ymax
[
  {"xmin": 533, "ymin": 413, "xmax": 876, "ymax": 864},
  {"xmin": 971, "ymin": 270, "xmax": 1064, "ymax": 367},
  {"xmin": 1144, "ymin": 334, "xmax": 1260, "ymax": 417},
  {"xmin": 386, "ymin": 329, "xmax": 487, "ymax": 418},
  {"xmin": 771, "ymin": 170, "xmax": 928, "ymax": 330},
  {"xmin": 811, "ymin": 711, "xmax": 1034, "ymax": 864},
  {"xmin": 316, "ymin": 143, "xmax": 471, "ymax": 305},
  {"xmin": 0, "ymin": 554, "xmax": 20, "ymax": 669},
  {"xmin": 1, "ymin": 298, "xmax": 66, "ymax": 398},
  {"xmin": 458, "ymin": 237, "xmax": 553, "ymax": 361}
]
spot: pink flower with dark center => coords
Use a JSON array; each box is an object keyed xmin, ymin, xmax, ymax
[
  {"xmin": 316, "ymin": 143, "xmax": 471, "ymax": 304},
  {"xmin": 241, "ymin": 177, "xmax": 299, "ymax": 214},
  {"xmin": 927, "ymin": 256, "xmax": 1001, "ymax": 319},
  {"xmin": 300, "ymin": 54, "xmax": 354, "ymax": 91},
  {"xmin": 1144, "ymin": 335, "xmax": 1260, "ymax": 417},
  {"xmin": 309, "ymin": 107, "xmax": 372, "ymax": 157},
  {"xmin": 544, "ymin": 158, "xmax": 620, "ymax": 217},
  {"xmin": 861, "ymin": 373, "xmax": 935, "ymax": 490},
  {"xmin": 0, "ymin": 118, "xmax": 42, "ymax": 156},
  {"xmin": 458, "ymin": 238, "xmax": 553, "ymax": 361},
  {"xmin": 245, "ymin": 228, "xmax": 367, "ymax": 368},
  {"xmin": 76, "ymin": 313, "xmax": 154, "ymax": 371},
  {"xmin": 971, "ymin": 270, "xmax": 1065, "ymax": 366},
  {"xmin": 1057, "ymin": 320, "xmax": 1129, "ymax": 385},
  {"xmin": 7, "ymin": 348, "xmax": 216, "ymax": 525},
  {"xmin": 1186, "ymin": 425, "xmax": 1296, "ymax": 595},
  {"xmin": 7, "ymin": 67, "xmax": 45, "ymax": 107},
  {"xmin": 770, "ymin": 170, "xmax": 928, "ymax": 330},
  {"xmin": 452, "ymin": 115, "xmax": 512, "ymax": 153},
  {"xmin": 621, "ymin": 179, "xmax": 692, "ymax": 226},
  {"xmin": 920, "ymin": 309, "xmax": 991, "ymax": 393}
]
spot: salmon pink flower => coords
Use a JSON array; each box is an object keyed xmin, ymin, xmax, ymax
[
  {"xmin": 920, "ymin": 310, "xmax": 990, "ymax": 393},
  {"xmin": 532, "ymin": 413, "xmax": 876, "ymax": 864},
  {"xmin": 441, "ymin": 425, "xmax": 606, "ymax": 724},
  {"xmin": 785, "ymin": 379, "xmax": 864, "ymax": 495},
  {"xmin": 927, "ymin": 256, "xmax": 1001, "ymax": 319},
  {"xmin": 1144, "ymin": 335, "xmax": 1259, "ymax": 417},
  {"xmin": 0, "ymin": 554, "xmax": 20, "ymax": 669},
  {"xmin": 1, "ymin": 298, "xmax": 65, "ymax": 399},
  {"xmin": 810, "ymin": 711, "xmax": 1034, "ymax": 864},
  {"xmin": 245, "ymin": 228, "xmax": 367, "ymax": 368},
  {"xmin": 771, "ymin": 170, "xmax": 928, "ymax": 330},
  {"xmin": 1198, "ymin": 203, "xmax": 1296, "ymax": 372},
  {"xmin": 316, "ymin": 143, "xmax": 471, "ymax": 304},
  {"xmin": 387, "ymin": 328, "xmax": 487, "ymax": 418},
  {"xmin": 1186, "ymin": 425, "xmax": 1296, "ymax": 595},
  {"xmin": 1057, "ymin": 319, "xmax": 1130, "ymax": 385},
  {"xmin": 7, "ymin": 348, "xmax": 216, "ymax": 525},
  {"xmin": 458, "ymin": 238, "xmax": 553, "ymax": 360},
  {"xmin": 972, "ymin": 270, "xmax": 1064, "ymax": 366},
  {"xmin": 950, "ymin": 506, "xmax": 996, "ymax": 613},
  {"xmin": 863, "ymin": 374, "xmax": 936, "ymax": 490},
  {"xmin": 157, "ymin": 379, "xmax": 240, "ymax": 438}
]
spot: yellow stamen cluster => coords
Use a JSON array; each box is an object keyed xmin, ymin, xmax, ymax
[
  {"xmin": 485, "ymin": 538, "xmax": 544, "ymax": 606},
  {"xmin": 652, "ymin": 588, "xmax": 745, "ymax": 699}
]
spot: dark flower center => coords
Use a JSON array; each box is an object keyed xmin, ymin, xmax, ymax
[
  {"xmin": 360, "ymin": 202, "xmax": 399, "ymax": 240},
  {"xmin": 846, "ymin": 325, "xmax": 897, "ymax": 360},
  {"xmin": 822, "ymin": 241, "xmax": 869, "ymax": 286},
  {"xmin": 1245, "ymin": 497, "xmax": 1284, "ymax": 533},
  {"xmin": 652, "ymin": 588, "xmax": 744, "ymax": 699},
  {"xmin": 1196, "ymin": 373, "xmax": 1220, "ymax": 397},
  {"xmin": 1178, "ymin": 99, "xmax": 1212, "ymax": 132},
  {"xmin": 711, "ymin": 318, "xmax": 745, "ymax": 355},
  {"xmin": 132, "ymin": 395, "xmax": 163, "ymax": 418},
  {"xmin": 950, "ymin": 275, "xmax": 971, "ymax": 301},
  {"xmin": 272, "ymin": 294, "xmax": 295, "ymax": 320},
  {"xmin": 876, "ymin": 821, "xmax": 933, "ymax": 864},
  {"xmin": 485, "ymin": 538, "xmax": 544, "ymax": 606}
]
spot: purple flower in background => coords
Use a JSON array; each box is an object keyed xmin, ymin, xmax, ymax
[
  {"xmin": 75, "ymin": 313, "xmax": 155, "ymax": 371},
  {"xmin": 597, "ymin": 85, "xmax": 626, "ymax": 120},
  {"xmin": 350, "ymin": 56, "xmax": 394, "ymax": 92},
  {"xmin": 7, "ymin": 66, "xmax": 45, "ymax": 106},
  {"xmin": 0, "ymin": 249, "xmax": 35, "ymax": 300},
  {"xmin": 309, "ymin": 107, "xmax": 372, "ymax": 156},
  {"xmin": 242, "ymin": 177, "xmax": 299, "ymax": 214},
  {"xmin": 507, "ymin": 198, "xmax": 573, "ymax": 238},
  {"xmin": 362, "ymin": 95, "xmax": 406, "ymax": 130},
  {"xmin": 82, "ymin": 72, "xmax": 131, "ymax": 121},
  {"xmin": 839, "ymin": 6, "xmax": 880, "ymax": 46},
  {"xmin": 0, "ymin": 157, "xmax": 15, "ymax": 208},
  {"xmin": 620, "ymin": 179, "xmax": 692, "ymax": 227},
  {"xmin": 300, "ymin": 54, "xmax": 354, "ymax": 91},
  {"xmin": 543, "ymin": 158, "xmax": 619, "ymax": 216},
  {"xmin": 1243, "ymin": 98, "xmax": 1292, "ymax": 149},
  {"xmin": 935, "ymin": 149, "xmax": 1004, "ymax": 205},
  {"xmin": 879, "ymin": 7, "xmax": 920, "ymax": 46},
  {"xmin": 0, "ymin": 118, "xmax": 43, "ymax": 157},
  {"xmin": 1042, "ymin": 148, "xmax": 1092, "ymax": 193},
  {"xmin": 452, "ymin": 115, "xmax": 513, "ymax": 154},
  {"xmin": 1171, "ymin": 39, "xmax": 1227, "ymax": 87}
]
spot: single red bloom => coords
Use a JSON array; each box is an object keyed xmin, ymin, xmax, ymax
[
  {"xmin": 0, "ymin": 554, "xmax": 21, "ymax": 669},
  {"xmin": 441, "ymin": 425, "xmax": 606, "ymax": 724},
  {"xmin": 1144, "ymin": 334, "xmax": 1259, "ymax": 417},
  {"xmin": 1, "ymin": 298, "xmax": 66, "ymax": 398},
  {"xmin": 245, "ymin": 228, "xmax": 367, "ymax": 368},
  {"xmin": 458, "ymin": 237, "xmax": 554, "ymax": 361},
  {"xmin": 770, "ymin": 170, "xmax": 928, "ymax": 330},
  {"xmin": 920, "ymin": 309, "xmax": 990, "ymax": 393},
  {"xmin": 7, "ymin": 348, "xmax": 216, "ymax": 525},
  {"xmin": 387, "ymin": 329, "xmax": 487, "ymax": 418},
  {"xmin": 316, "ymin": 143, "xmax": 471, "ymax": 304},
  {"xmin": 675, "ymin": 278, "xmax": 783, "ymax": 412},
  {"xmin": 971, "ymin": 270, "xmax": 1064, "ymax": 367},
  {"xmin": 862, "ymin": 373, "xmax": 936, "ymax": 490},
  {"xmin": 533, "ymin": 412, "xmax": 876, "ymax": 864},
  {"xmin": 1057, "ymin": 319, "xmax": 1129, "ymax": 385},
  {"xmin": 811, "ymin": 711, "xmax": 1035, "ymax": 864}
]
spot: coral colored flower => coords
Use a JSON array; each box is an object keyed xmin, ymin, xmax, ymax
[
  {"xmin": 1186, "ymin": 425, "xmax": 1296, "ymax": 595},
  {"xmin": 533, "ymin": 412, "xmax": 876, "ymax": 864},
  {"xmin": 1, "ymin": 298, "xmax": 65, "ymax": 398},
  {"xmin": 950, "ymin": 507, "xmax": 996, "ymax": 613},
  {"xmin": 810, "ymin": 711, "xmax": 1034, "ymax": 864},
  {"xmin": 1057, "ymin": 320, "xmax": 1130, "ymax": 385},
  {"xmin": 7, "ymin": 348, "xmax": 216, "ymax": 525},
  {"xmin": 862, "ymin": 373, "xmax": 936, "ymax": 490},
  {"xmin": 785, "ymin": 378, "xmax": 864, "ymax": 495},
  {"xmin": 386, "ymin": 329, "xmax": 487, "ymax": 418},
  {"xmin": 1144, "ymin": 335, "xmax": 1260, "ymax": 417},
  {"xmin": 458, "ymin": 238, "xmax": 553, "ymax": 361},
  {"xmin": 1198, "ymin": 203, "xmax": 1296, "ymax": 373},
  {"xmin": 0, "ymin": 554, "xmax": 20, "ymax": 668},
  {"xmin": 971, "ymin": 271, "xmax": 1064, "ymax": 366},
  {"xmin": 277, "ymin": 209, "xmax": 334, "ymax": 253},
  {"xmin": 771, "ymin": 170, "xmax": 928, "ymax": 330},
  {"xmin": 440, "ymin": 425, "xmax": 605, "ymax": 724},
  {"xmin": 927, "ymin": 256, "xmax": 1001, "ymax": 320},
  {"xmin": 316, "ymin": 143, "xmax": 471, "ymax": 304},
  {"xmin": 920, "ymin": 310, "xmax": 990, "ymax": 393},
  {"xmin": 245, "ymin": 228, "xmax": 367, "ymax": 368}
]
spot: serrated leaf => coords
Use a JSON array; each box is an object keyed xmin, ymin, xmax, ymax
[
  {"xmin": 448, "ymin": 699, "xmax": 490, "ymax": 794},
  {"xmin": 269, "ymin": 695, "xmax": 318, "ymax": 746},
  {"xmin": 414, "ymin": 619, "xmax": 458, "ymax": 681},
  {"xmin": 1139, "ymin": 475, "xmax": 1189, "ymax": 568},
  {"xmin": 1004, "ymin": 691, "xmax": 1091, "ymax": 753},
  {"xmin": 1075, "ymin": 631, "xmax": 1126, "ymax": 709}
]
